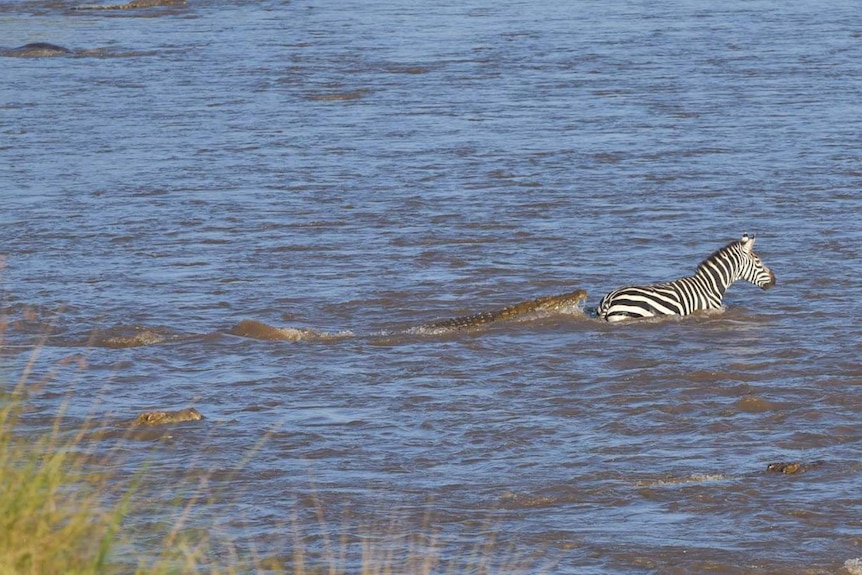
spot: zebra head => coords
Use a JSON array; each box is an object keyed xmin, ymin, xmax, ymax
[{"xmin": 737, "ymin": 234, "xmax": 775, "ymax": 289}]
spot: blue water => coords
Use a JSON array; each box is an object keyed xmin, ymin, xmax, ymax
[{"xmin": 3, "ymin": 0, "xmax": 862, "ymax": 572}]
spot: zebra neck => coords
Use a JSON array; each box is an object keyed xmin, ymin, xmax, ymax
[{"xmin": 692, "ymin": 264, "xmax": 735, "ymax": 299}]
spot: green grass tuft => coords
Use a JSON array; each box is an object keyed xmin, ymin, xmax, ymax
[{"xmin": 0, "ymin": 392, "xmax": 129, "ymax": 574}]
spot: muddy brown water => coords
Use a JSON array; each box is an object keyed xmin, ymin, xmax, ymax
[{"xmin": 2, "ymin": 0, "xmax": 862, "ymax": 572}]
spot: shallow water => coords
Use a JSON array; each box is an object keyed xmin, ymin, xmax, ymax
[{"xmin": 2, "ymin": 0, "xmax": 862, "ymax": 572}]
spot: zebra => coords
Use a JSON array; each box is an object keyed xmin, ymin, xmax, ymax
[{"xmin": 596, "ymin": 233, "xmax": 775, "ymax": 322}]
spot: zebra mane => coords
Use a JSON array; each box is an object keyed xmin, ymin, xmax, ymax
[{"xmin": 695, "ymin": 239, "xmax": 744, "ymax": 272}]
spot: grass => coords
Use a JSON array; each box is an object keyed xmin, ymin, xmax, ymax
[
  {"xmin": 0, "ymin": 317, "xmax": 549, "ymax": 575},
  {"xmin": 0, "ymin": 384, "xmax": 127, "ymax": 574},
  {"xmin": 0, "ymin": 361, "xmax": 246, "ymax": 575},
  {"xmin": 0, "ymin": 388, "xmax": 545, "ymax": 574}
]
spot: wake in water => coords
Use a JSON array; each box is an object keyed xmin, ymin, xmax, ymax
[
  {"xmin": 1, "ymin": 289, "xmax": 588, "ymax": 347},
  {"xmin": 90, "ymin": 325, "xmax": 191, "ymax": 348}
]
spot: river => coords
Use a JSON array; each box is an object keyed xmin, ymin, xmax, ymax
[{"xmin": 2, "ymin": 0, "xmax": 862, "ymax": 572}]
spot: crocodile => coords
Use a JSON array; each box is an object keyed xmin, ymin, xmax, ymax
[
  {"xmin": 227, "ymin": 319, "xmax": 353, "ymax": 342},
  {"xmin": 414, "ymin": 289, "xmax": 588, "ymax": 333},
  {"xmin": 83, "ymin": 407, "xmax": 204, "ymax": 441},
  {"xmin": 226, "ymin": 289, "xmax": 588, "ymax": 342},
  {"xmin": 131, "ymin": 407, "xmax": 203, "ymax": 426}
]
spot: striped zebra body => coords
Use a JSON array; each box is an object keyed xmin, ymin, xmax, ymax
[{"xmin": 597, "ymin": 234, "xmax": 775, "ymax": 322}]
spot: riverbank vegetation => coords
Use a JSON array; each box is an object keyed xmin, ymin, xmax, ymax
[
  {"xmin": 1, "ymin": 358, "xmax": 542, "ymax": 575},
  {"xmin": 0, "ymin": 335, "xmax": 224, "ymax": 574},
  {"xmin": 0, "ymin": 382, "xmax": 123, "ymax": 573}
]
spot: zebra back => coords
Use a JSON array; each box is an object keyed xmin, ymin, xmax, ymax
[{"xmin": 597, "ymin": 234, "xmax": 774, "ymax": 322}]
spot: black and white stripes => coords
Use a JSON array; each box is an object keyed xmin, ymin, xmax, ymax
[{"xmin": 597, "ymin": 234, "xmax": 775, "ymax": 322}]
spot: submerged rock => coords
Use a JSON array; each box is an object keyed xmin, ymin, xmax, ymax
[
  {"xmin": 73, "ymin": 0, "xmax": 185, "ymax": 9},
  {"xmin": 1, "ymin": 43, "xmax": 72, "ymax": 57}
]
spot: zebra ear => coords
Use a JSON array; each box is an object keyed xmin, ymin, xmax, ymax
[{"xmin": 741, "ymin": 234, "xmax": 756, "ymax": 252}]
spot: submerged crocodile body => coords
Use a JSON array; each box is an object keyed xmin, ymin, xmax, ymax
[
  {"xmin": 766, "ymin": 461, "xmax": 824, "ymax": 475},
  {"xmin": 416, "ymin": 289, "xmax": 588, "ymax": 333}
]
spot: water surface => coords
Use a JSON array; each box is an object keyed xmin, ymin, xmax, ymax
[{"xmin": 2, "ymin": 1, "xmax": 862, "ymax": 572}]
